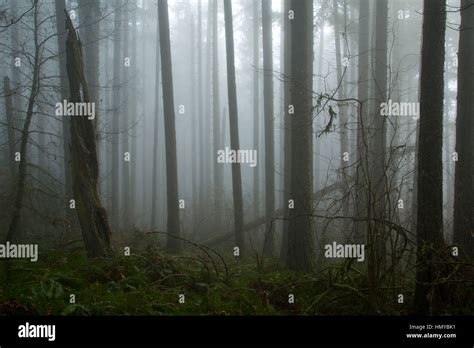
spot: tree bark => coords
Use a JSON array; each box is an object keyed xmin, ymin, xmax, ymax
[
  {"xmin": 280, "ymin": 0, "xmax": 292, "ymax": 261},
  {"xmin": 111, "ymin": 0, "xmax": 122, "ymax": 230},
  {"xmin": 224, "ymin": 0, "xmax": 245, "ymax": 256},
  {"xmin": 262, "ymin": 0, "xmax": 275, "ymax": 257},
  {"xmin": 353, "ymin": 0, "xmax": 369, "ymax": 243},
  {"xmin": 414, "ymin": 0, "xmax": 446, "ymax": 314},
  {"xmin": 453, "ymin": 0, "xmax": 474, "ymax": 260},
  {"xmin": 55, "ymin": 0, "xmax": 74, "ymax": 228},
  {"xmin": 212, "ymin": 0, "xmax": 223, "ymax": 230},
  {"xmin": 158, "ymin": 0, "xmax": 181, "ymax": 253},
  {"xmin": 3, "ymin": 76, "xmax": 16, "ymax": 178},
  {"xmin": 253, "ymin": 0, "xmax": 260, "ymax": 222},
  {"xmin": 286, "ymin": 0, "xmax": 314, "ymax": 271}
]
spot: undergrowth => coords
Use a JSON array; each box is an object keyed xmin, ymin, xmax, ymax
[{"xmin": 0, "ymin": 249, "xmax": 471, "ymax": 315}]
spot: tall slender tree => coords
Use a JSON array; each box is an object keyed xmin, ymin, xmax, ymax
[
  {"xmin": 286, "ymin": 0, "xmax": 314, "ymax": 271},
  {"xmin": 253, "ymin": 0, "xmax": 260, "ymax": 221},
  {"xmin": 224, "ymin": 0, "xmax": 244, "ymax": 256},
  {"xmin": 453, "ymin": 0, "xmax": 474, "ymax": 260},
  {"xmin": 121, "ymin": 3, "xmax": 131, "ymax": 229},
  {"xmin": 414, "ymin": 0, "xmax": 446, "ymax": 314},
  {"xmin": 111, "ymin": 0, "xmax": 123, "ymax": 230},
  {"xmin": 130, "ymin": 2, "xmax": 138, "ymax": 225},
  {"xmin": 55, "ymin": 0, "xmax": 73, "ymax": 227},
  {"xmin": 262, "ymin": 0, "xmax": 275, "ymax": 256},
  {"xmin": 353, "ymin": 0, "xmax": 369, "ymax": 242},
  {"xmin": 280, "ymin": 0, "xmax": 292, "ymax": 260},
  {"xmin": 158, "ymin": 0, "xmax": 181, "ymax": 253},
  {"xmin": 151, "ymin": 5, "xmax": 162, "ymax": 229},
  {"xmin": 212, "ymin": 0, "xmax": 223, "ymax": 229}
]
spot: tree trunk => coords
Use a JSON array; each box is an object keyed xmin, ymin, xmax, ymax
[
  {"xmin": 262, "ymin": 0, "xmax": 275, "ymax": 257},
  {"xmin": 198, "ymin": 0, "xmax": 205, "ymax": 225},
  {"xmin": 286, "ymin": 0, "xmax": 314, "ymax": 271},
  {"xmin": 253, "ymin": 0, "xmax": 260, "ymax": 221},
  {"xmin": 224, "ymin": 0, "xmax": 245, "ymax": 256},
  {"xmin": 212, "ymin": 0, "xmax": 223, "ymax": 230},
  {"xmin": 158, "ymin": 0, "xmax": 181, "ymax": 253},
  {"xmin": 130, "ymin": 3, "xmax": 138, "ymax": 226},
  {"xmin": 190, "ymin": 11, "xmax": 199, "ymax": 235},
  {"xmin": 3, "ymin": 77, "xmax": 16, "ymax": 178},
  {"xmin": 151, "ymin": 3, "xmax": 162, "ymax": 230},
  {"xmin": 204, "ymin": 0, "xmax": 212, "ymax": 218},
  {"xmin": 333, "ymin": 0, "xmax": 350, "ymax": 232},
  {"xmin": 121, "ymin": 4, "xmax": 131, "ymax": 230},
  {"xmin": 111, "ymin": 0, "xmax": 122, "ymax": 230},
  {"xmin": 353, "ymin": 0, "xmax": 369, "ymax": 243},
  {"xmin": 78, "ymin": 0, "xmax": 100, "ymax": 125},
  {"xmin": 55, "ymin": 0, "xmax": 74, "ymax": 229},
  {"xmin": 453, "ymin": 0, "xmax": 474, "ymax": 260},
  {"xmin": 9, "ymin": 0, "xmax": 22, "ymax": 157},
  {"xmin": 280, "ymin": 0, "xmax": 292, "ymax": 261},
  {"xmin": 414, "ymin": 0, "xmax": 446, "ymax": 314},
  {"xmin": 369, "ymin": 0, "xmax": 388, "ymax": 289},
  {"xmin": 65, "ymin": 12, "xmax": 112, "ymax": 258}
]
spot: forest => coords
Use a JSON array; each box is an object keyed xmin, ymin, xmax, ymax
[{"xmin": 0, "ymin": 0, "xmax": 472, "ymax": 317}]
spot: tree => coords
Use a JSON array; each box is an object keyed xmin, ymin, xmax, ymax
[
  {"xmin": 158, "ymin": 0, "xmax": 181, "ymax": 253},
  {"xmin": 280, "ymin": 0, "xmax": 292, "ymax": 261},
  {"xmin": 262, "ymin": 0, "xmax": 275, "ymax": 257},
  {"xmin": 414, "ymin": 0, "xmax": 446, "ymax": 314},
  {"xmin": 78, "ymin": 0, "xmax": 100, "ymax": 122},
  {"xmin": 55, "ymin": 0, "xmax": 74, "ymax": 229},
  {"xmin": 130, "ymin": 2, "xmax": 138, "ymax": 225},
  {"xmin": 65, "ymin": 11, "xmax": 112, "ymax": 257},
  {"xmin": 3, "ymin": 76, "xmax": 16, "ymax": 177},
  {"xmin": 286, "ymin": 0, "xmax": 314, "ymax": 271},
  {"xmin": 212, "ymin": 0, "xmax": 223, "ymax": 229},
  {"xmin": 110, "ymin": 0, "xmax": 122, "ymax": 230},
  {"xmin": 224, "ymin": 0, "xmax": 244, "ymax": 255},
  {"xmin": 453, "ymin": 0, "xmax": 474, "ymax": 260},
  {"xmin": 252, "ymin": 0, "xmax": 260, "ymax": 222},
  {"xmin": 151, "ymin": 6, "xmax": 161, "ymax": 230},
  {"xmin": 332, "ymin": 0, "xmax": 350, "ymax": 232},
  {"xmin": 353, "ymin": 0, "xmax": 369, "ymax": 242},
  {"xmin": 121, "ymin": 2, "xmax": 131, "ymax": 229},
  {"xmin": 368, "ymin": 0, "xmax": 388, "ymax": 289}
]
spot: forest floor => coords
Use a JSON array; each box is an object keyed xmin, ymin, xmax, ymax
[{"xmin": 0, "ymin": 247, "xmax": 472, "ymax": 315}]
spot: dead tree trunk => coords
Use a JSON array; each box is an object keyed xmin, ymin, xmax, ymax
[{"xmin": 65, "ymin": 12, "xmax": 112, "ymax": 258}]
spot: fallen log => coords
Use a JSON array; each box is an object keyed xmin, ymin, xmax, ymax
[{"xmin": 202, "ymin": 179, "xmax": 351, "ymax": 247}]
